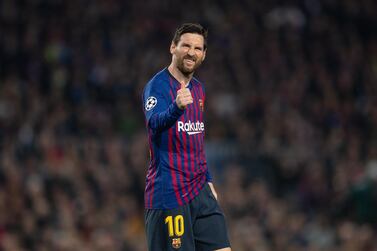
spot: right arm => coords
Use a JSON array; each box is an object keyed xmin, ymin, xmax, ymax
[
  {"xmin": 143, "ymin": 81, "xmax": 192, "ymax": 134},
  {"xmin": 148, "ymin": 101, "xmax": 183, "ymax": 133}
]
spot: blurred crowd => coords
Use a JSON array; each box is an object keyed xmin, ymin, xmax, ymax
[{"xmin": 1, "ymin": 0, "xmax": 377, "ymax": 250}]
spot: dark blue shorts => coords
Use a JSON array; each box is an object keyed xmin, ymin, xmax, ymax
[{"xmin": 145, "ymin": 183, "xmax": 231, "ymax": 251}]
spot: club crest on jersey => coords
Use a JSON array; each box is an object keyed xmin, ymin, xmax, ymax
[
  {"xmin": 177, "ymin": 120, "xmax": 205, "ymax": 135},
  {"xmin": 172, "ymin": 238, "xmax": 181, "ymax": 249},
  {"xmin": 145, "ymin": 96, "xmax": 157, "ymax": 111},
  {"xmin": 199, "ymin": 99, "xmax": 204, "ymax": 112}
]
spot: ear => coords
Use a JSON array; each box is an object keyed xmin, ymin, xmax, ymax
[
  {"xmin": 202, "ymin": 49, "xmax": 206, "ymax": 61},
  {"xmin": 170, "ymin": 42, "xmax": 176, "ymax": 54}
]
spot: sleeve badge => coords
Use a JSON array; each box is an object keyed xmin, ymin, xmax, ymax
[{"xmin": 145, "ymin": 96, "xmax": 157, "ymax": 111}]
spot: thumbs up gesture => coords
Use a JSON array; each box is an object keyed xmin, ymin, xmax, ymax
[{"xmin": 176, "ymin": 82, "xmax": 193, "ymax": 110}]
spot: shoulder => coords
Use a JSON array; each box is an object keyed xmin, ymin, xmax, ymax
[
  {"xmin": 192, "ymin": 76, "xmax": 204, "ymax": 87},
  {"xmin": 143, "ymin": 69, "xmax": 170, "ymax": 96},
  {"xmin": 192, "ymin": 77, "xmax": 206, "ymax": 94}
]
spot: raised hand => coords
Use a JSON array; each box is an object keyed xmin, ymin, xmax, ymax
[{"xmin": 176, "ymin": 82, "xmax": 193, "ymax": 110}]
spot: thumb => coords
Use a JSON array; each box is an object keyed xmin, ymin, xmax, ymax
[{"xmin": 180, "ymin": 81, "xmax": 186, "ymax": 89}]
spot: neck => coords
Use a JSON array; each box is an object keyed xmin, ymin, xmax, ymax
[{"xmin": 168, "ymin": 63, "xmax": 193, "ymax": 85}]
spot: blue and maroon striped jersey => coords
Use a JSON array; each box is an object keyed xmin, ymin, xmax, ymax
[{"xmin": 142, "ymin": 68, "xmax": 212, "ymax": 209}]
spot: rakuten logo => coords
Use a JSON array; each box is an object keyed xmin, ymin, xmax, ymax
[{"xmin": 177, "ymin": 121, "xmax": 205, "ymax": 135}]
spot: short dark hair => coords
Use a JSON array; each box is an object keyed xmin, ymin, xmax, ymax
[{"xmin": 172, "ymin": 23, "xmax": 208, "ymax": 50}]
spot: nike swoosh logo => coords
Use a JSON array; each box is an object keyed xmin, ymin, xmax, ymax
[{"xmin": 187, "ymin": 131, "xmax": 202, "ymax": 135}]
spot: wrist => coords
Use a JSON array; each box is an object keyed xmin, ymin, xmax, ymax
[{"xmin": 172, "ymin": 101, "xmax": 185, "ymax": 115}]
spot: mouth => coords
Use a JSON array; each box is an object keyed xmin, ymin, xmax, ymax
[{"xmin": 184, "ymin": 58, "xmax": 196, "ymax": 67}]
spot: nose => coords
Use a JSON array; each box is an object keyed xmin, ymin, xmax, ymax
[{"xmin": 187, "ymin": 47, "xmax": 195, "ymax": 56}]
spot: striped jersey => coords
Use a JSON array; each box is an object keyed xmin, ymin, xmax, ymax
[{"xmin": 142, "ymin": 68, "xmax": 212, "ymax": 209}]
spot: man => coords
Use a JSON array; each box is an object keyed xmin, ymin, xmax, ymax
[{"xmin": 142, "ymin": 23, "xmax": 231, "ymax": 251}]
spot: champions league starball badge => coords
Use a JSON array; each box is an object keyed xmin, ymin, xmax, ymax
[{"xmin": 145, "ymin": 96, "xmax": 157, "ymax": 111}]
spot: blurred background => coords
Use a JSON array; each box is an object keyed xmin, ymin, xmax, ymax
[{"xmin": 1, "ymin": 0, "xmax": 377, "ymax": 250}]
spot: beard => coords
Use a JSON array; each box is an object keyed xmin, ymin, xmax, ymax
[{"xmin": 176, "ymin": 56, "xmax": 203, "ymax": 76}]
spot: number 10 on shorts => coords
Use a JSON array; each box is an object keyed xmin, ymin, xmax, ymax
[{"xmin": 165, "ymin": 215, "xmax": 184, "ymax": 237}]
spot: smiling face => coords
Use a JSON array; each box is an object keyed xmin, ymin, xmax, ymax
[{"xmin": 170, "ymin": 33, "xmax": 206, "ymax": 77}]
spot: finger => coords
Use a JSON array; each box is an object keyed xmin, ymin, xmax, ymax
[
  {"xmin": 184, "ymin": 98, "xmax": 193, "ymax": 104},
  {"xmin": 183, "ymin": 95, "xmax": 193, "ymax": 101},
  {"xmin": 181, "ymin": 89, "xmax": 192, "ymax": 97},
  {"xmin": 180, "ymin": 81, "xmax": 186, "ymax": 90},
  {"xmin": 180, "ymin": 98, "xmax": 191, "ymax": 106},
  {"xmin": 177, "ymin": 89, "xmax": 188, "ymax": 95},
  {"xmin": 182, "ymin": 94, "xmax": 192, "ymax": 99}
]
